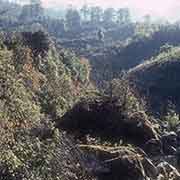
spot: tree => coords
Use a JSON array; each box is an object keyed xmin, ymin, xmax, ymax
[
  {"xmin": 19, "ymin": 0, "xmax": 44, "ymax": 22},
  {"xmin": 103, "ymin": 8, "xmax": 116, "ymax": 24},
  {"xmin": 117, "ymin": 8, "xmax": 131, "ymax": 24},
  {"xmin": 65, "ymin": 8, "xmax": 81, "ymax": 31},
  {"xmin": 0, "ymin": 48, "xmax": 40, "ymax": 125},
  {"xmin": 80, "ymin": 4, "xmax": 90, "ymax": 22},
  {"xmin": 90, "ymin": 6, "xmax": 103, "ymax": 25}
]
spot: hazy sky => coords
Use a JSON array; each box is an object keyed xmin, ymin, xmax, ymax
[{"xmin": 41, "ymin": 0, "xmax": 180, "ymax": 21}]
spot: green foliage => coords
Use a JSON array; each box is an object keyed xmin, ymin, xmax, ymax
[
  {"xmin": 153, "ymin": 46, "xmax": 180, "ymax": 62},
  {"xmin": 0, "ymin": 48, "xmax": 41, "ymax": 125},
  {"xmin": 164, "ymin": 110, "xmax": 180, "ymax": 131},
  {"xmin": 0, "ymin": 32, "xmax": 91, "ymax": 179},
  {"xmin": 0, "ymin": 123, "xmax": 67, "ymax": 180},
  {"xmin": 0, "ymin": 31, "xmax": 90, "ymax": 120},
  {"xmin": 104, "ymin": 78, "xmax": 144, "ymax": 114},
  {"xmin": 60, "ymin": 50, "xmax": 89, "ymax": 83},
  {"xmin": 40, "ymin": 49, "xmax": 75, "ymax": 117}
]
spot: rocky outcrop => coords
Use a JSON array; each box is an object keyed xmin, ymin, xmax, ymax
[
  {"xmin": 59, "ymin": 98, "xmax": 159, "ymax": 147},
  {"xmin": 79, "ymin": 145, "xmax": 159, "ymax": 180},
  {"xmin": 78, "ymin": 144, "xmax": 180, "ymax": 180},
  {"xmin": 58, "ymin": 96, "xmax": 180, "ymax": 180},
  {"xmin": 56, "ymin": 132, "xmax": 95, "ymax": 180},
  {"xmin": 157, "ymin": 161, "xmax": 180, "ymax": 180},
  {"xmin": 161, "ymin": 132, "xmax": 178, "ymax": 155}
]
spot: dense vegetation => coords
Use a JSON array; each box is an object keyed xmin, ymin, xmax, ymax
[
  {"xmin": 0, "ymin": 30, "xmax": 92, "ymax": 179},
  {"xmin": 127, "ymin": 46, "xmax": 180, "ymax": 116},
  {"xmin": 1, "ymin": 1, "xmax": 180, "ymax": 180}
]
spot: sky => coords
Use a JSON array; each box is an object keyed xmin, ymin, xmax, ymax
[{"xmin": 41, "ymin": 0, "xmax": 180, "ymax": 21}]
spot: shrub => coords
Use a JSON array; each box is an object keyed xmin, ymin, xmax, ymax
[{"xmin": 164, "ymin": 110, "xmax": 180, "ymax": 131}]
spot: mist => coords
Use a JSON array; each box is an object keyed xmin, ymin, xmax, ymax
[{"xmin": 41, "ymin": 0, "xmax": 180, "ymax": 22}]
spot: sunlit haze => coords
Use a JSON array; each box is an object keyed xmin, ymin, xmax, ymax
[{"xmin": 41, "ymin": 0, "xmax": 180, "ymax": 21}]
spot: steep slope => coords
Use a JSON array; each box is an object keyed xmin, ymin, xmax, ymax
[
  {"xmin": 59, "ymin": 95, "xmax": 158, "ymax": 147},
  {"xmin": 127, "ymin": 47, "xmax": 180, "ymax": 115},
  {"xmin": 0, "ymin": 31, "xmax": 93, "ymax": 180},
  {"xmin": 110, "ymin": 26, "xmax": 180, "ymax": 72},
  {"xmin": 86, "ymin": 26, "xmax": 180, "ymax": 88}
]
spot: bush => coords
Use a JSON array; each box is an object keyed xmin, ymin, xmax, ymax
[{"xmin": 164, "ymin": 110, "xmax": 180, "ymax": 131}]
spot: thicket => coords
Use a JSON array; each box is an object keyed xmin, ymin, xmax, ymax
[{"xmin": 0, "ymin": 31, "xmax": 91, "ymax": 179}]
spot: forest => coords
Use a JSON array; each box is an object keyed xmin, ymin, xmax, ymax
[{"xmin": 1, "ymin": 0, "xmax": 180, "ymax": 180}]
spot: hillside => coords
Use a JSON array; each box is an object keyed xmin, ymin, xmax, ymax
[
  {"xmin": 2, "ymin": 30, "xmax": 180, "ymax": 180},
  {"xmin": 84, "ymin": 26, "xmax": 180, "ymax": 88},
  {"xmin": 0, "ymin": 31, "xmax": 94, "ymax": 179},
  {"xmin": 127, "ymin": 47, "xmax": 180, "ymax": 116},
  {"xmin": 2, "ymin": 1, "xmax": 180, "ymax": 180}
]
